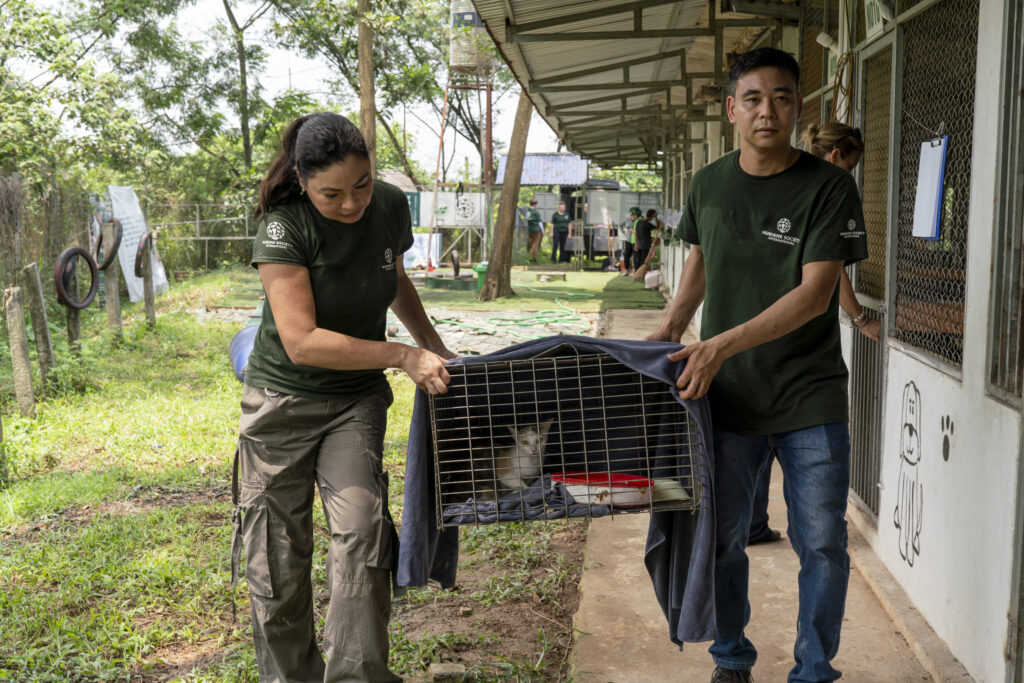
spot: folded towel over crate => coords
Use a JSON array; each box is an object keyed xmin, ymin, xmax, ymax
[
  {"xmin": 397, "ymin": 335, "xmax": 717, "ymax": 645},
  {"xmin": 441, "ymin": 475, "xmax": 611, "ymax": 525}
]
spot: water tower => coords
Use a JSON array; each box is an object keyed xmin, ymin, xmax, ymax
[{"xmin": 449, "ymin": 0, "xmax": 495, "ymax": 75}]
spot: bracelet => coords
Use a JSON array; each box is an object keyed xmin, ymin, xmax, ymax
[{"xmin": 851, "ymin": 310, "xmax": 868, "ymax": 327}]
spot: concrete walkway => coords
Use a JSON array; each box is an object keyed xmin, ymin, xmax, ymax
[{"xmin": 567, "ymin": 308, "xmax": 950, "ymax": 683}]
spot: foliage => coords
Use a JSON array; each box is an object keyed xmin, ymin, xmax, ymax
[
  {"xmin": 0, "ymin": 0, "xmax": 151, "ymax": 185},
  {"xmin": 590, "ymin": 165, "xmax": 664, "ymax": 192}
]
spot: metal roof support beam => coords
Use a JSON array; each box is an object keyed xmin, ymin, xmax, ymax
[
  {"xmin": 530, "ymin": 50, "xmax": 689, "ymax": 87},
  {"xmin": 556, "ymin": 103, "xmax": 693, "ymax": 117},
  {"xmin": 722, "ymin": 0, "xmax": 801, "ymax": 21},
  {"xmin": 533, "ymin": 80, "xmax": 685, "ymax": 93},
  {"xmin": 509, "ymin": 27, "xmax": 715, "ymax": 42},
  {"xmin": 545, "ymin": 87, "xmax": 666, "ymax": 112},
  {"xmin": 507, "ymin": 0, "xmax": 680, "ymax": 34}
]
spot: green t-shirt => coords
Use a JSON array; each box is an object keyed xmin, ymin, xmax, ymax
[
  {"xmin": 526, "ymin": 208, "xmax": 543, "ymax": 233},
  {"xmin": 550, "ymin": 211, "xmax": 570, "ymax": 233},
  {"xmin": 246, "ymin": 180, "xmax": 414, "ymax": 400},
  {"xmin": 676, "ymin": 150, "xmax": 868, "ymax": 434}
]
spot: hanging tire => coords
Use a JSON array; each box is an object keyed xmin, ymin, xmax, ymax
[
  {"xmin": 134, "ymin": 231, "xmax": 152, "ymax": 278},
  {"xmin": 54, "ymin": 246, "xmax": 99, "ymax": 309},
  {"xmin": 92, "ymin": 218, "xmax": 122, "ymax": 271}
]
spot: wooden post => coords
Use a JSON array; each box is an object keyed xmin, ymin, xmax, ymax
[
  {"xmin": 357, "ymin": 0, "xmax": 377, "ymax": 177},
  {"xmin": 101, "ymin": 221, "xmax": 122, "ymax": 340},
  {"xmin": 143, "ymin": 242, "xmax": 156, "ymax": 329},
  {"xmin": 20, "ymin": 263, "xmax": 54, "ymax": 386},
  {"xmin": 478, "ymin": 89, "xmax": 532, "ymax": 301},
  {"xmin": 3, "ymin": 286, "xmax": 35, "ymax": 416}
]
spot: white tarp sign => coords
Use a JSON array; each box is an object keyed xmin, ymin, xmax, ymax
[
  {"xmin": 403, "ymin": 233, "xmax": 441, "ymax": 268},
  {"xmin": 108, "ymin": 185, "xmax": 169, "ymax": 302},
  {"xmin": 419, "ymin": 191, "xmax": 487, "ymax": 226}
]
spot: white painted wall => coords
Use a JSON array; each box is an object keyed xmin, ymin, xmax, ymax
[{"xmin": 849, "ymin": 1, "xmax": 1023, "ymax": 680}]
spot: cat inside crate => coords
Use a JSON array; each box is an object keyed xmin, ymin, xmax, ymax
[{"xmin": 447, "ymin": 417, "xmax": 554, "ymax": 503}]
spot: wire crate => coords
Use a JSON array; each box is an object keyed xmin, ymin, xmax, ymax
[{"xmin": 429, "ymin": 348, "xmax": 705, "ymax": 528}]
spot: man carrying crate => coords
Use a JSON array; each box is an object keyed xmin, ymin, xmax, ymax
[{"xmin": 648, "ymin": 47, "xmax": 867, "ymax": 683}]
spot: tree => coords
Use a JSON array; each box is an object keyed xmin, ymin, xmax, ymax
[
  {"xmin": 270, "ymin": 0, "xmax": 512, "ymax": 186},
  {"xmin": 357, "ymin": 0, "xmax": 376, "ymax": 176},
  {"xmin": 221, "ymin": 0, "xmax": 274, "ymax": 173},
  {"xmin": 478, "ymin": 89, "xmax": 531, "ymax": 301}
]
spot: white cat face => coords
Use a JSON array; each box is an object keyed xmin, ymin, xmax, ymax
[{"xmin": 507, "ymin": 418, "xmax": 554, "ymax": 456}]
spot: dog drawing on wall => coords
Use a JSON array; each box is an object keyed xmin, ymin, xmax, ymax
[{"xmin": 894, "ymin": 380, "xmax": 923, "ymax": 566}]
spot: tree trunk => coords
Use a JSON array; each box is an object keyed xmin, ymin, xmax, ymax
[
  {"xmin": 357, "ymin": 0, "xmax": 377, "ymax": 177},
  {"xmin": 479, "ymin": 89, "xmax": 532, "ymax": 301},
  {"xmin": 379, "ymin": 115, "xmax": 420, "ymax": 186},
  {"xmin": 223, "ymin": 0, "xmax": 252, "ymax": 172}
]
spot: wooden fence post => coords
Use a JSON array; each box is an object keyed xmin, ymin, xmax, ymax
[
  {"xmin": 102, "ymin": 221, "xmax": 122, "ymax": 340},
  {"xmin": 20, "ymin": 263, "xmax": 54, "ymax": 386},
  {"xmin": 4, "ymin": 286, "xmax": 35, "ymax": 416},
  {"xmin": 143, "ymin": 243, "xmax": 155, "ymax": 329}
]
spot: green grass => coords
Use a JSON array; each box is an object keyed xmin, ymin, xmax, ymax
[{"xmin": 415, "ymin": 269, "xmax": 664, "ymax": 312}]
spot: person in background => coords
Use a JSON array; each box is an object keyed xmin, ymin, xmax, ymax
[
  {"xmin": 633, "ymin": 210, "xmax": 655, "ymax": 270},
  {"xmin": 647, "ymin": 48, "xmax": 867, "ymax": 682},
  {"xmin": 236, "ymin": 112, "xmax": 455, "ymax": 683},
  {"xmin": 550, "ymin": 201, "xmax": 571, "ymax": 263},
  {"xmin": 621, "ymin": 206, "xmax": 640, "ymax": 274},
  {"xmin": 748, "ymin": 120, "xmax": 876, "ymax": 547},
  {"xmin": 525, "ymin": 197, "xmax": 543, "ymax": 264}
]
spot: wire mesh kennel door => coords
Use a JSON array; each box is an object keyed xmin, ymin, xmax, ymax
[{"xmin": 429, "ymin": 349, "xmax": 705, "ymax": 528}]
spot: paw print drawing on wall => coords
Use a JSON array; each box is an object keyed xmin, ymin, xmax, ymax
[{"xmin": 941, "ymin": 415, "xmax": 954, "ymax": 462}]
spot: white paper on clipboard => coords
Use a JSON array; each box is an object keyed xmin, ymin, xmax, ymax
[{"xmin": 912, "ymin": 135, "xmax": 948, "ymax": 240}]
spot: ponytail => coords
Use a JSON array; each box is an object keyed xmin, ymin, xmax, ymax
[
  {"xmin": 801, "ymin": 121, "xmax": 865, "ymax": 161},
  {"xmin": 255, "ymin": 112, "xmax": 369, "ymax": 219}
]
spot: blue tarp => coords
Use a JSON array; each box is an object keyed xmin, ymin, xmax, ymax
[{"xmin": 396, "ymin": 334, "xmax": 717, "ymax": 645}]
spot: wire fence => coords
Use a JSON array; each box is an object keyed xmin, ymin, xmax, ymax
[{"xmin": 892, "ymin": 0, "xmax": 978, "ymax": 367}]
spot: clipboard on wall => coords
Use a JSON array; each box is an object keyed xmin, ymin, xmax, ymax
[{"xmin": 912, "ymin": 135, "xmax": 949, "ymax": 240}]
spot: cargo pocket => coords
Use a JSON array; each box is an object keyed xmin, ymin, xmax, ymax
[
  {"xmin": 240, "ymin": 491, "xmax": 275, "ymax": 598},
  {"xmin": 365, "ymin": 455, "xmax": 397, "ymax": 571}
]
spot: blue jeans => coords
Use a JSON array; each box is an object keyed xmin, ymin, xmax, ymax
[
  {"xmin": 749, "ymin": 457, "xmax": 773, "ymax": 541},
  {"xmin": 709, "ymin": 424, "xmax": 851, "ymax": 683}
]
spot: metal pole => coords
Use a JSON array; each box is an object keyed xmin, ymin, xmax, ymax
[
  {"xmin": 485, "ymin": 80, "xmax": 494, "ymax": 262},
  {"xmin": 428, "ymin": 84, "xmax": 453, "ymax": 271}
]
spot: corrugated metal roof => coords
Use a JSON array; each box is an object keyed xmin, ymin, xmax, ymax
[
  {"xmin": 495, "ymin": 153, "xmax": 589, "ymax": 184},
  {"xmin": 471, "ymin": 0, "xmax": 792, "ymax": 167}
]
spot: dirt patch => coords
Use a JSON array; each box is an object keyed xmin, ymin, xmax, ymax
[
  {"xmin": 0, "ymin": 484, "xmax": 230, "ymax": 544},
  {"xmin": 388, "ymin": 520, "xmax": 587, "ymax": 681}
]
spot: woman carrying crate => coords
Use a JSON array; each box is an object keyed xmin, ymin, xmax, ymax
[{"xmin": 233, "ymin": 112, "xmax": 455, "ymax": 683}]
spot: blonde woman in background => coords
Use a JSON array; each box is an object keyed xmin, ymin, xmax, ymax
[{"xmin": 804, "ymin": 122, "xmax": 879, "ymax": 342}]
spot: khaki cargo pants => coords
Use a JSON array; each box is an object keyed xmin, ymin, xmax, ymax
[{"xmin": 233, "ymin": 383, "xmax": 402, "ymax": 683}]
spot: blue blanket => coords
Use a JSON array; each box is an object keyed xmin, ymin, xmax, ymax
[
  {"xmin": 396, "ymin": 334, "xmax": 717, "ymax": 645},
  {"xmin": 440, "ymin": 474, "xmax": 611, "ymax": 525}
]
